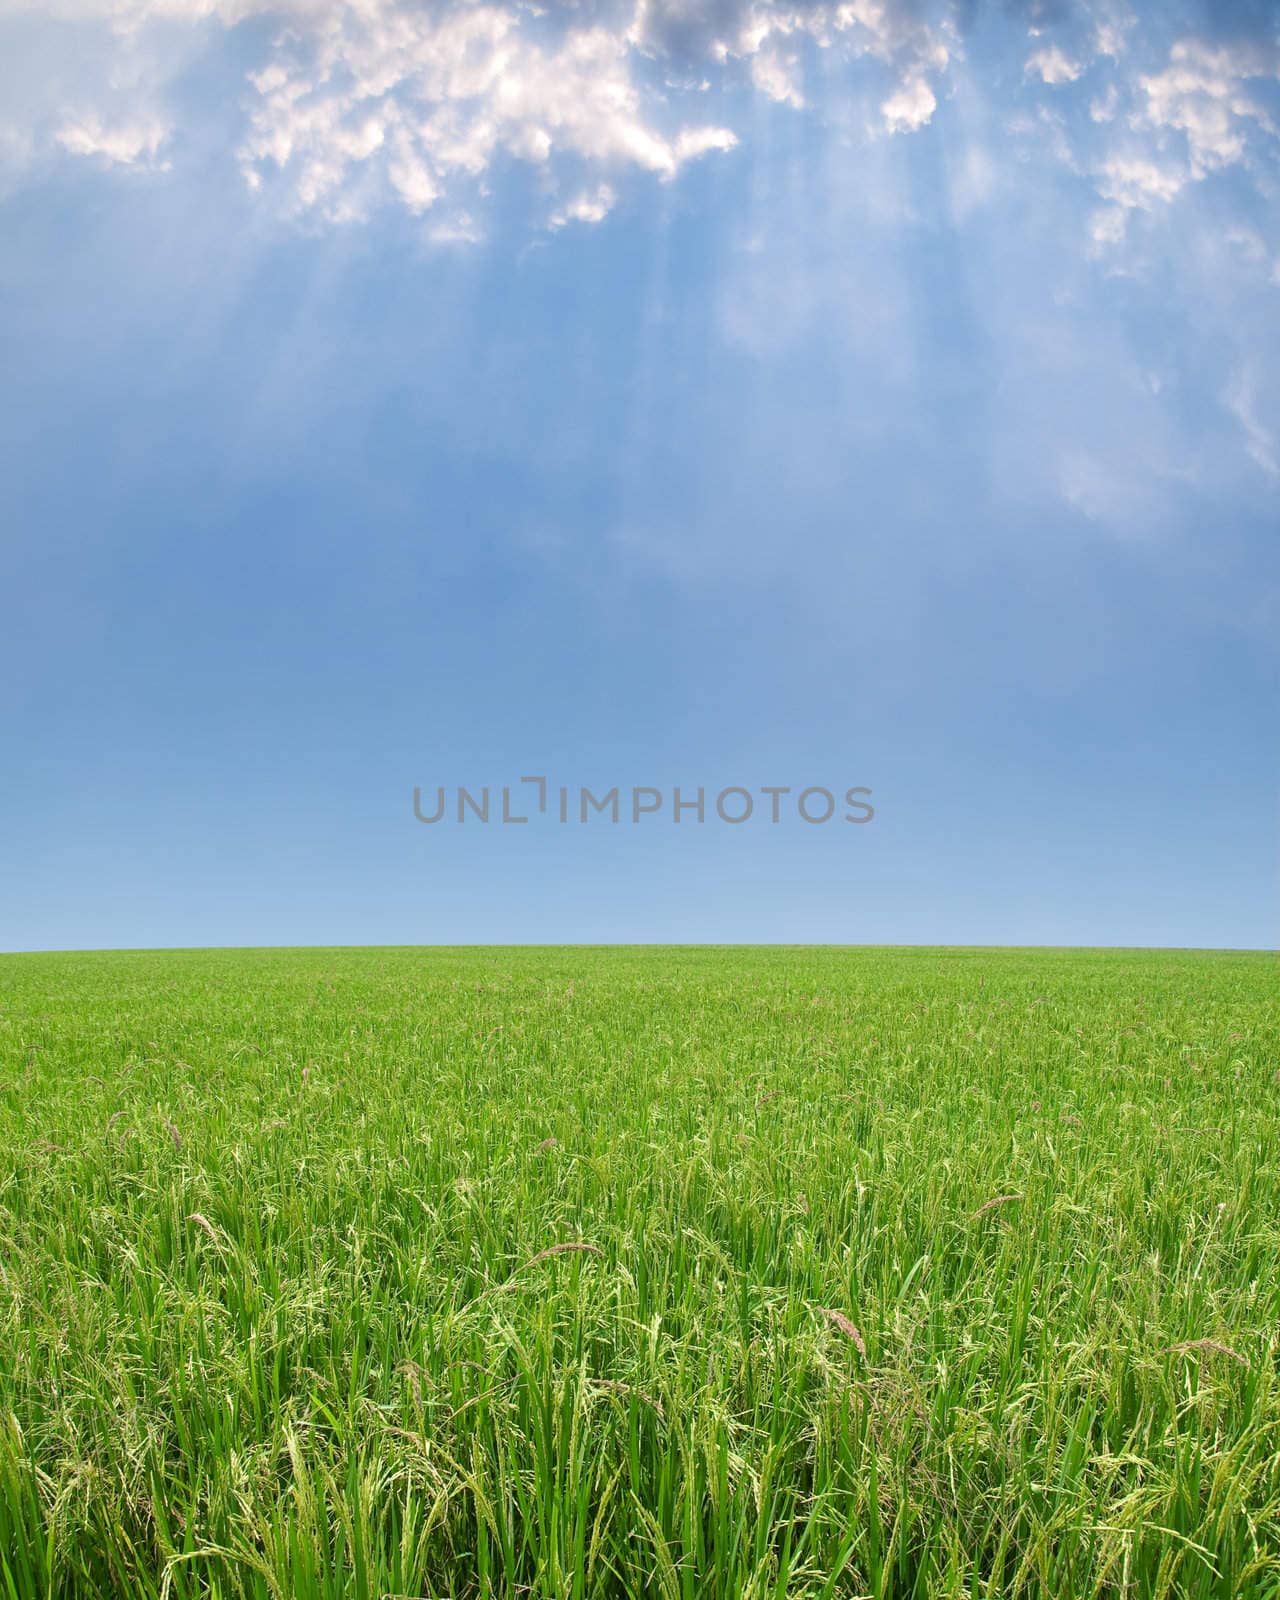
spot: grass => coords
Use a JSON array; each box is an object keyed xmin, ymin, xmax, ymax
[{"xmin": 1, "ymin": 944, "xmax": 1278, "ymax": 1599}]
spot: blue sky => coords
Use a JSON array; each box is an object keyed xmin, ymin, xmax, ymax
[{"xmin": 1, "ymin": 0, "xmax": 1277, "ymax": 950}]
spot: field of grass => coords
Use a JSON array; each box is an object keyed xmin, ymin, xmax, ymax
[{"xmin": 1, "ymin": 945, "xmax": 1278, "ymax": 1599}]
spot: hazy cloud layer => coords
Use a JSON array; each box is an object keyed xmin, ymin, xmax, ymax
[{"xmin": 1, "ymin": 0, "xmax": 1274, "ymax": 237}]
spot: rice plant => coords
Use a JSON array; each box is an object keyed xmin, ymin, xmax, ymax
[{"xmin": 1, "ymin": 945, "xmax": 1277, "ymax": 1598}]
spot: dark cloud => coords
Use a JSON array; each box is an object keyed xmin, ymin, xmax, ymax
[
  {"xmin": 605, "ymin": 0, "xmax": 942, "ymax": 61},
  {"xmin": 632, "ymin": 0, "xmax": 766, "ymax": 58},
  {"xmin": 546, "ymin": 0, "xmax": 1277, "ymax": 62},
  {"xmin": 946, "ymin": 0, "xmax": 1277, "ymax": 44}
]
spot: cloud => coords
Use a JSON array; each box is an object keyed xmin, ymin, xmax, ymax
[
  {"xmin": 1026, "ymin": 45, "xmax": 1082, "ymax": 85},
  {"xmin": 1089, "ymin": 83, "xmax": 1118, "ymax": 121},
  {"xmin": 632, "ymin": 0, "xmax": 953, "ymax": 132},
  {"xmin": 386, "ymin": 145, "xmax": 439, "ymax": 214},
  {"xmin": 673, "ymin": 124, "xmax": 740, "ymax": 161},
  {"xmin": 1095, "ymin": 154, "xmax": 1188, "ymax": 210},
  {"xmin": 55, "ymin": 112, "xmax": 169, "ymax": 166},
  {"xmin": 549, "ymin": 181, "xmax": 616, "ymax": 228},
  {"xmin": 1136, "ymin": 37, "xmax": 1280, "ymax": 179},
  {"xmin": 1056, "ymin": 447, "xmax": 1177, "ymax": 536},
  {"xmin": 882, "ymin": 72, "xmax": 937, "ymax": 132},
  {"xmin": 3, "ymin": 0, "xmax": 959, "ymax": 224},
  {"xmin": 1077, "ymin": 29, "xmax": 1280, "ymax": 248},
  {"xmin": 750, "ymin": 43, "xmax": 806, "ymax": 109},
  {"xmin": 1093, "ymin": 20, "xmax": 1129, "ymax": 61},
  {"xmin": 5, "ymin": 0, "xmax": 1280, "ymax": 243},
  {"xmin": 229, "ymin": 8, "xmax": 744, "ymax": 223},
  {"xmin": 1224, "ymin": 365, "xmax": 1279, "ymax": 478},
  {"xmin": 628, "ymin": 0, "xmax": 948, "ymax": 76},
  {"xmin": 1086, "ymin": 203, "xmax": 1127, "ymax": 250},
  {"xmin": 428, "ymin": 210, "xmax": 483, "ymax": 245}
]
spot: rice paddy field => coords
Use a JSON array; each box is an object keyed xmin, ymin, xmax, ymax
[{"xmin": 1, "ymin": 945, "xmax": 1278, "ymax": 1600}]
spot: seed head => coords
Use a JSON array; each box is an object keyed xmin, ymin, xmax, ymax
[
  {"xmin": 1162, "ymin": 1339, "xmax": 1248, "ymax": 1368},
  {"xmin": 818, "ymin": 1308, "xmax": 867, "ymax": 1359}
]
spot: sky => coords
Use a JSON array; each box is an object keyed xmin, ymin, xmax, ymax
[{"xmin": 1, "ymin": 0, "xmax": 1278, "ymax": 951}]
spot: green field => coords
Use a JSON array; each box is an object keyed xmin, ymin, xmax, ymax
[{"xmin": 1, "ymin": 946, "xmax": 1278, "ymax": 1599}]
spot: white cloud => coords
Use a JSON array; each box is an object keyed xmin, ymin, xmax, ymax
[
  {"xmin": 55, "ymin": 113, "xmax": 168, "ymax": 166},
  {"xmin": 882, "ymin": 73, "xmax": 936, "ymax": 134},
  {"xmin": 1225, "ymin": 366, "xmax": 1279, "ymax": 478},
  {"xmin": 1089, "ymin": 84, "xmax": 1118, "ymax": 123},
  {"xmin": 751, "ymin": 44, "xmax": 805, "ymax": 109},
  {"xmin": 428, "ymin": 210, "xmax": 482, "ymax": 245},
  {"xmin": 628, "ymin": 0, "xmax": 948, "ymax": 77},
  {"xmin": 1, "ymin": 0, "xmax": 958, "ymax": 226},
  {"xmin": 1078, "ymin": 31, "xmax": 1280, "ymax": 248},
  {"xmin": 1026, "ymin": 46, "xmax": 1082, "ymax": 87},
  {"xmin": 388, "ymin": 145, "xmax": 439, "ymax": 214},
  {"xmin": 1093, "ymin": 21, "xmax": 1128, "ymax": 62},
  {"xmin": 673, "ymin": 125, "xmax": 739, "ymax": 163},
  {"xmin": 1057, "ymin": 448, "xmax": 1172, "ymax": 535},
  {"xmin": 228, "ymin": 9, "xmax": 744, "ymax": 221},
  {"xmin": 1137, "ymin": 38, "xmax": 1280, "ymax": 180},
  {"xmin": 1087, "ymin": 204, "xmax": 1127, "ymax": 251},
  {"xmin": 1095, "ymin": 154, "xmax": 1187, "ymax": 210},
  {"xmin": 631, "ymin": 0, "xmax": 952, "ymax": 133},
  {"xmin": 7, "ymin": 0, "xmax": 1280, "ymax": 251},
  {"xmin": 549, "ymin": 182, "xmax": 616, "ymax": 229},
  {"xmin": 1219, "ymin": 224, "xmax": 1280, "ymax": 284},
  {"xmin": 1224, "ymin": 225, "xmax": 1267, "ymax": 266}
]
